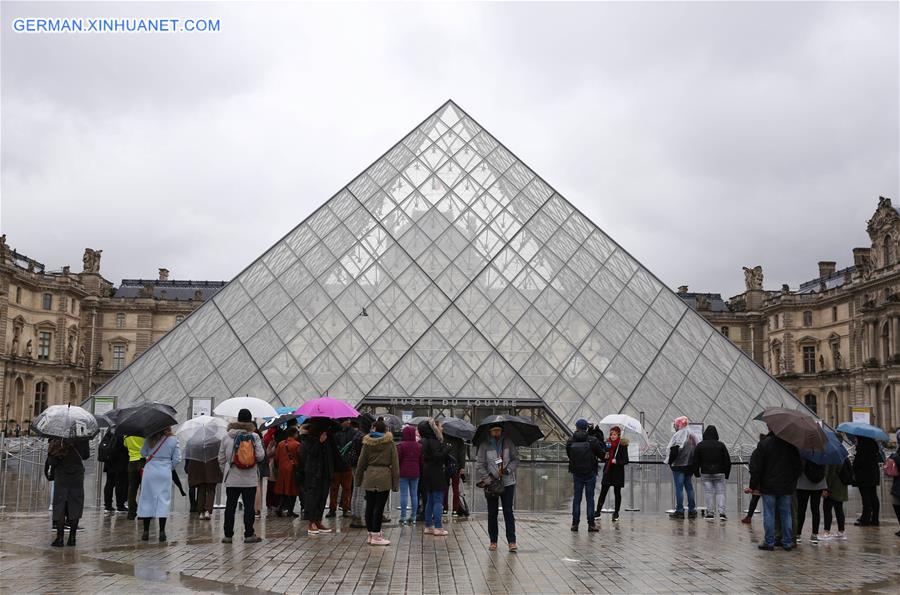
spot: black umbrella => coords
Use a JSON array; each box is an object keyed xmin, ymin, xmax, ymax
[
  {"xmin": 472, "ymin": 414, "xmax": 544, "ymax": 446},
  {"xmin": 757, "ymin": 407, "xmax": 827, "ymax": 451},
  {"xmin": 114, "ymin": 403, "xmax": 178, "ymax": 438},
  {"xmin": 260, "ymin": 412, "xmax": 306, "ymax": 431},
  {"xmin": 406, "ymin": 416, "xmax": 432, "ymax": 426},
  {"xmin": 360, "ymin": 413, "xmax": 402, "ymax": 434},
  {"xmin": 436, "ymin": 416, "xmax": 476, "ymax": 442}
]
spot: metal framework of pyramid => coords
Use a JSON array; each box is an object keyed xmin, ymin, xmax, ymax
[{"xmin": 90, "ymin": 101, "xmax": 811, "ymax": 444}]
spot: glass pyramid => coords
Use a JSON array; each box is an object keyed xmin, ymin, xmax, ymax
[{"xmin": 91, "ymin": 101, "xmax": 812, "ymax": 445}]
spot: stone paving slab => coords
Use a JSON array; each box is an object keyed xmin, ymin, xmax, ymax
[{"xmin": 1, "ymin": 509, "xmax": 898, "ymax": 594}]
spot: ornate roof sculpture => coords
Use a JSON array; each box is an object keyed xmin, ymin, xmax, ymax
[{"xmin": 90, "ymin": 101, "xmax": 812, "ymax": 444}]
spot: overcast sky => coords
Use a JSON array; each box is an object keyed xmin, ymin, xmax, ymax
[{"xmin": 2, "ymin": 1, "xmax": 898, "ymax": 298}]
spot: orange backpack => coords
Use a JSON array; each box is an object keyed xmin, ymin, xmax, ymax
[{"xmin": 232, "ymin": 434, "xmax": 257, "ymax": 470}]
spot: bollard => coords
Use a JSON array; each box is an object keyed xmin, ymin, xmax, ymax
[{"xmin": 625, "ymin": 463, "xmax": 639, "ymax": 511}]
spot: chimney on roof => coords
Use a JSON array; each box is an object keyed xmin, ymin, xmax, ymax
[
  {"xmin": 677, "ymin": 285, "xmax": 688, "ymax": 294},
  {"xmin": 818, "ymin": 261, "xmax": 836, "ymax": 279},
  {"xmin": 853, "ymin": 247, "xmax": 872, "ymax": 268},
  {"xmin": 159, "ymin": 268, "xmax": 169, "ymax": 282}
]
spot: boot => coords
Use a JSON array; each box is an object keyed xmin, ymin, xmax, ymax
[
  {"xmin": 67, "ymin": 528, "xmax": 77, "ymax": 546},
  {"xmin": 51, "ymin": 529, "xmax": 64, "ymax": 547},
  {"xmin": 158, "ymin": 519, "xmax": 167, "ymax": 542}
]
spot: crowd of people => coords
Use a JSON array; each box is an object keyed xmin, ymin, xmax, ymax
[
  {"xmin": 44, "ymin": 410, "xmax": 900, "ymax": 554},
  {"xmin": 565, "ymin": 415, "xmax": 900, "ymax": 550}
]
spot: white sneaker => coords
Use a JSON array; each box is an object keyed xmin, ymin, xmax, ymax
[
  {"xmin": 819, "ymin": 532, "xmax": 833, "ymax": 540},
  {"xmin": 836, "ymin": 531, "xmax": 848, "ymax": 541},
  {"xmin": 370, "ymin": 532, "xmax": 390, "ymax": 546}
]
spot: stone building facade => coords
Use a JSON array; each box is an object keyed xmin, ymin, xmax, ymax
[
  {"xmin": 684, "ymin": 197, "xmax": 900, "ymax": 433},
  {"xmin": 0, "ymin": 237, "xmax": 224, "ymax": 431}
]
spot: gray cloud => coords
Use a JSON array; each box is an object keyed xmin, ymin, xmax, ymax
[{"xmin": 2, "ymin": 1, "xmax": 897, "ymax": 298}]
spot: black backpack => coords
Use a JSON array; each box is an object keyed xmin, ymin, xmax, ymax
[
  {"xmin": 838, "ymin": 458, "xmax": 855, "ymax": 486},
  {"xmin": 97, "ymin": 431, "xmax": 116, "ymax": 463},
  {"xmin": 445, "ymin": 453, "xmax": 458, "ymax": 478},
  {"xmin": 804, "ymin": 460, "xmax": 825, "ymax": 483}
]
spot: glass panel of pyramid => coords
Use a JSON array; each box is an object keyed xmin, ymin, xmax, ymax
[{"xmin": 91, "ymin": 100, "xmax": 815, "ymax": 445}]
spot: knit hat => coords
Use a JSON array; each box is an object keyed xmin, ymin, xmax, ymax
[
  {"xmin": 575, "ymin": 419, "xmax": 589, "ymax": 431},
  {"xmin": 237, "ymin": 408, "xmax": 252, "ymax": 423}
]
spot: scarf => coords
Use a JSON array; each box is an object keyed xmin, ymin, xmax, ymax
[
  {"xmin": 605, "ymin": 431, "xmax": 621, "ymax": 473},
  {"xmin": 369, "ymin": 431, "xmax": 385, "ymax": 439}
]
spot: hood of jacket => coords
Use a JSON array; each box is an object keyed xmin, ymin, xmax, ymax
[
  {"xmin": 363, "ymin": 432, "xmax": 394, "ymax": 447},
  {"xmin": 417, "ymin": 420, "xmax": 443, "ymax": 441},
  {"xmin": 401, "ymin": 425, "xmax": 417, "ymax": 441},
  {"xmin": 703, "ymin": 425, "xmax": 719, "ymax": 441},
  {"xmin": 227, "ymin": 422, "xmax": 256, "ymax": 436}
]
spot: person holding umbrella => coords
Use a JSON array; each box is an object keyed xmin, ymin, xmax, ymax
[
  {"xmin": 180, "ymin": 417, "xmax": 227, "ymax": 521},
  {"xmin": 33, "ymin": 404, "xmax": 98, "ymax": 547},
  {"xmin": 596, "ymin": 425, "xmax": 628, "ymax": 523},
  {"xmin": 419, "ymin": 419, "xmax": 451, "ymax": 536},
  {"xmin": 889, "ymin": 429, "xmax": 900, "ymax": 537},
  {"xmin": 299, "ymin": 418, "xmax": 336, "ymax": 535},
  {"xmin": 852, "ymin": 435, "xmax": 883, "ymax": 527},
  {"xmin": 45, "ymin": 438, "xmax": 91, "ymax": 546},
  {"xmin": 821, "ymin": 455, "xmax": 851, "ymax": 540},
  {"xmin": 475, "ymin": 420, "xmax": 524, "ymax": 552}
]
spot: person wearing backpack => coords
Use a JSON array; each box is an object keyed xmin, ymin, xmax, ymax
[
  {"xmin": 566, "ymin": 419, "xmax": 605, "ymax": 531},
  {"xmin": 396, "ymin": 424, "xmax": 422, "ymax": 524},
  {"xmin": 274, "ymin": 426, "xmax": 301, "ymax": 517},
  {"xmin": 820, "ymin": 458, "xmax": 851, "ymax": 541},
  {"xmin": 101, "ymin": 432, "xmax": 129, "ymax": 513},
  {"xmin": 887, "ymin": 429, "xmax": 900, "ymax": 537},
  {"xmin": 327, "ymin": 419, "xmax": 354, "ymax": 519},
  {"xmin": 795, "ymin": 459, "xmax": 827, "ymax": 544},
  {"xmin": 137, "ymin": 427, "xmax": 181, "ymax": 543},
  {"xmin": 419, "ymin": 419, "xmax": 451, "ymax": 536},
  {"xmin": 217, "ymin": 409, "xmax": 265, "ymax": 544}
]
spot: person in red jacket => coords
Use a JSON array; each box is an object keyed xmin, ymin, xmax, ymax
[
  {"xmin": 274, "ymin": 427, "xmax": 301, "ymax": 517},
  {"xmin": 396, "ymin": 424, "xmax": 422, "ymax": 524}
]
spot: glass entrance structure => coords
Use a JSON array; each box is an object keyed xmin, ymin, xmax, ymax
[{"xmin": 89, "ymin": 101, "xmax": 813, "ymax": 445}]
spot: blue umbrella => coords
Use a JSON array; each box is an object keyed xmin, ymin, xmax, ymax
[
  {"xmin": 836, "ymin": 422, "xmax": 889, "ymax": 442},
  {"xmin": 275, "ymin": 406, "xmax": 296, "ymax": 415},
  {"xmin": 800, "ymin": 428, "xmax": 848, "ymax": 465}
]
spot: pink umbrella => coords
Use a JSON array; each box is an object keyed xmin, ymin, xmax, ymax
[{"xmin": 294, "ymin": 397, "xmax": 360, "ymax": 419}]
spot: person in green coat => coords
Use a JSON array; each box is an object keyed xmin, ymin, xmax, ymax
[{"xmin": 821, "ymin": 462, "xmax": 849, "ymax": 540}]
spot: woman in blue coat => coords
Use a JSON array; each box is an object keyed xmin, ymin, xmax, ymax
[{"xmin": 137, "ymin": 426, "xmax": 181, "ymax": 542}]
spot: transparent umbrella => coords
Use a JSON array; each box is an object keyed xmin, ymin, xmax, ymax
[
  {"xmin": 177, "ymin": 416, "xmax": 228, "ymax": 461},
  {"xmin": 33, "ymin": 404, "xmax": 99, "ymax": 440}
]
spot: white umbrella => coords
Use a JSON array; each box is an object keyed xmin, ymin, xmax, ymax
[
  {"xmin": 177, "ymin": 416, "xmax": 228, "ymax": 461},
  {"xmin": 33, "ymin": 405, "xmax": 99, "ymax": 440},
  {"xmin": 213, "ymin": 396, "xmax": 278, "ymax": 419},
  {"xmin": 596, "ymin": 414, "xmax": 651, "ymax": 452}
]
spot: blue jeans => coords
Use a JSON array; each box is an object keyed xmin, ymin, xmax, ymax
[
  {"xmin": 399, "ymin": 477, "xmax": 419, "ymax": 521},
  {"xmin": 572, "ymin": 473, "xmax": 597, "ymax": 525},
  {"xmin": 672, "ymin": 470, "xmax": 695, "ymax": 513},
  {"xmin": 424, "ymin": 490, "xmax": 444, "ymax": 529},
  {"xmin": 763, "ymin": 494, "xmax": 793, "ymax": 547}
]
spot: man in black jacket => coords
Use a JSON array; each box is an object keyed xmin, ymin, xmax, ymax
[
  {"xmin": 693, "ymin": 425, "xmax": 732, "ymax": 521},
  {"xmin": 750, "ymin": 431, "xmax": 803, "ymax": 550},
  {"xmin": 327, "ymin": 420, "xmax": 354, "ymax": 518},
  {"xmin": 566, "ymin": 419, "xmax": 606, "ymax": 532}
]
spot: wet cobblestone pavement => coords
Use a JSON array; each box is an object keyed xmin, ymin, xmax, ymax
[{"xmin": 1, "ymin": 509, "xmax": 898, "ymax": 594}]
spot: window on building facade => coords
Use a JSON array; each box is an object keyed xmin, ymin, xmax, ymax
[
  {"xmin": 802, "ymin": 346, "xmax": 816, "ymax": 373},
  {"xmin": 34, "ymin": 381, "xmax": 49, "ymax": 415},
  {"xmin": 804, "ymin": 393, "xmax": 818, "ymax": 415},
  {"xmin": 37, "ymin": 331, "xmax": 52, "ymax": 361},
  {"xmin": 884, "ymin": 234, "xmax": 894, "ymax": 266},
  {"xmin": 175, "ymin": 315, "xmax": 184, "ymax": 325},
  {"xmin": 832, "ymin": 306, "xmax": 838, "ymax": 322},
  {"xmin": 112, "ymin": 344, "xmax": 126, "ymax": 371},
  {"xmin": 720, "ymin": 326, "xmax": 729, "ymax": 337},
  {"xmin": 803, "ymin": 311, "xmax": 813, "ymax": 327},
  {"xmin": 42, "ymin": 293, "xmax": 52, "ymax": 310},
  {"xmin": 116, "ymin": 313, "xmax": 125, "ymax": 328},
  {"xmin": 15, "ymin": 286, "xmax": 21, "ymax": 304}
]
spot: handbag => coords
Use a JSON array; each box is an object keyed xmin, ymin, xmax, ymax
[
  {"xmin": 140, "ymin": 437, "xmax": 168, "ymax": 478},
  {"xmin": 484, "ymin": 477, "xmax": 505, "ymax": 498}
]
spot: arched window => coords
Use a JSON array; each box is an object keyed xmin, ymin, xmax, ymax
[
  {"xmin": 34, "ymin": 382, "xmax": 49, "ymax": 416},
  {"xmin": 826, "ymin": 391, "xmax": 838, "ymax": 427},
  {"xmin": 884, "ymin": 234, "xmax": 894, "ymax": 266},
  {"xmin": 804, "ymin": 393, "xmax": 818, "ymax": 415},
  {"xmin": 881, "ymin": 386, "xmax": 893, "ymax": 430},
  {"xmin": 14, "ymin": 377, "xmax": 24, "ymax": 420}
]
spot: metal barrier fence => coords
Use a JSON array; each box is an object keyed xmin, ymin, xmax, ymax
[{"xmin": 1, "ymin": 434, "xmax": 895, "ymax": 523}]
